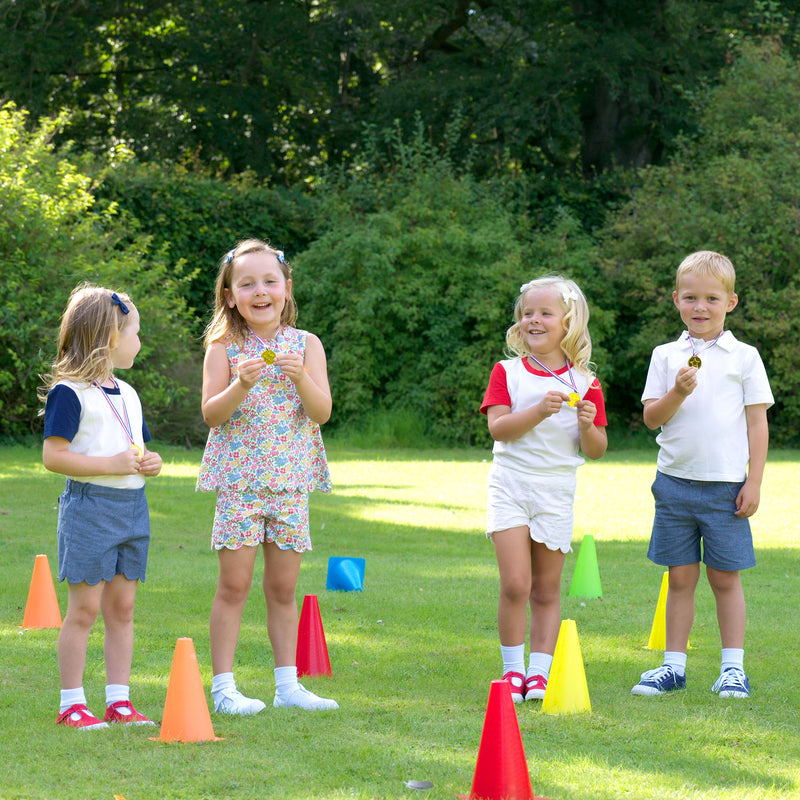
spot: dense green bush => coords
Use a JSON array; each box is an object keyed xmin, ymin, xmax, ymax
[
  {"xmin": 294, "ymin": 124, "xmax": 613, "ymax": 447},
  {"xmin": 597, "ymin": 40, "xmax": 800, "ymax": 444},
  {"xmin": 0, "ymin": 104, "xmax": 202, "ymax": 444},
  {"xmin": 96, "ymin": 163, "xmax": 316, "ymax": 333}
]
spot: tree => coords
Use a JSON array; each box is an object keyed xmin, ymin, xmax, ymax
[
  {"xmin": 0, "ymin": 103, "xmax": 201, "ymax": 442},
  {"xmin": 597, "ymin": 38, "xmax": 800, "ymax": 443}
]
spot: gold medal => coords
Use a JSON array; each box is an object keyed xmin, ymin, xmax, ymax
[
  {"xmin": 261, "ymin": 349, "xmax": 276, "ymax": 365},
  {"xmin": 688, "ymin": 355, "xmax": 701, "ymax": 368},
  {"xmin": 131, "ymin": 444, "xmax": 143, "ymax": 457},
  {"xmin": 568, "ymin": 392, "xmax": 580, "ymax": 407}
]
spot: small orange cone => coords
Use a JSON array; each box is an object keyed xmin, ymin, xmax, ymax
[
  {"xmin": 21, "ymin": 554, "xmax": 62, "ymax": 629},
  {"xmin": 469, "ymin": 680, "xmax": 534, "ymax": 800},
  {"xmin": 541, "ymin": 619, "xmax": 591, "ymax": 714},
  {"xmin": 296, "ymin": 594, "xmax": 332, "ymax": 677},
  {"xmin": 152, "ymin": 638, "xmax": 222, "ymax": 742}
]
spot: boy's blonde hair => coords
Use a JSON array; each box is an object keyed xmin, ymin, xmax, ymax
[
  {"xmin": 39, "ymin": 283, "xmax": 134, "ymax": 400},
  {"xmin": 506, "ymin": 275, "xmax": 594, "ymax": 377},
  {"xmin": 676, "ymin": 251, "xmax": 736, "ymax": 294},
  {"xmin": 203, "ymin": 238, "xmax": 296, "ymax": 347}
]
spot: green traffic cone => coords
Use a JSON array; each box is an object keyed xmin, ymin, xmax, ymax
[{"xmin": 568, "ymin": 534, "xmax": 602, "ymax": 599}]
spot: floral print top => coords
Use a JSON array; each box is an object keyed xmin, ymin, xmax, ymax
[{"xmin": 197, "ymin": 326, "xmax": 332, "ymax": 495}]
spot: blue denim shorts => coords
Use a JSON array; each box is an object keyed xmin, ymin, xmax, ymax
[
  {"xmin": 648, "ymin": 471, "xmax": 755, "ymax": 571},
  {"xmin": 57, "ymin": 479, "xmax": 150, "ymax": 585}
]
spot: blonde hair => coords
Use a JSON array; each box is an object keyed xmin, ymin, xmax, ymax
[
  {"xmin": 203, "ymin": 238, "xmax": 296, "ymax": 347},
  {"xmin": 676, "ymin": 250, "xmax": 736, "ymax": 294},
  {"xmin": 39, "ymin": 283, "xmax": 134, "ymax": 401},
  {"xmin": 505, "ymin": 275, "xmax": 594, "ymax": 377}
]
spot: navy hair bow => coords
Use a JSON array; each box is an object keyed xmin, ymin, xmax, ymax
[{"xmin": 111, "ymin": 293, "xmax": 130, "ymax": 314}]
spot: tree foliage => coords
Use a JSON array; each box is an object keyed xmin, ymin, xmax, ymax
[
  {"xmin": 0, "ymin": 103, "xmax": 202, "ymax": 443},
  {"xmin": 597, "ymin": 39, "xmax": 800, "ymax": 443},
  {"xmin": 3, "ymin": 0, "xmax": 794, "ymax": 183},
  {"xmin": 294, "ymin": 121, "xmax": 612, "ymax": 446}
]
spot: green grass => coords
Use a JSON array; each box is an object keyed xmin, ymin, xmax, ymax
[{"xmin": 1, "ymin": 444, "xmax": 799, "ymax": 800}]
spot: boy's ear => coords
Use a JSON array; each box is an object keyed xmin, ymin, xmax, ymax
[{"xmin": 727, "ymin": 292, "xmax": 739, "ymax": 312}]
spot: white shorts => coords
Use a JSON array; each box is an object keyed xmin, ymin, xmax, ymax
[{"xmin": 486, "ymin": 463, "xmax": 576, "ymax": 553}]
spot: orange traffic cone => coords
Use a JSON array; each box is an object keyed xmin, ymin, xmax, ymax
[
  {"xmin": 21, "ymin": 554, "xmax": 62, "ymax": 629},
  {"xmin": 541, "ymin": 619, "xmax": 592, "ymax": 714},
  {"xmin": 152, "ymin": 638, "xmax": 222, "ymax": 743},
  {"xmin": 469, "ymin": 680, "xmax": 534, "ymax": 800},
  {"xmin": 297, "ymin": 594, "xmax": 332, "ymax": 677}
]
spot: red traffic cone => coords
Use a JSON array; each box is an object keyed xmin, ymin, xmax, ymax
[
  {"xmin": 469, "ymin": 680, "xmax": 534, "ymax": 800},
  {"xmin": 296, "ymin": 594, "xmax": 332, "ymax": 677},
  {"xmin": 152, "ymin": 638, "xmax": 222, "ymax": 742},
  {"xmin": 21, "ymin": 554, "xmax": 62, "ymax": 629}
]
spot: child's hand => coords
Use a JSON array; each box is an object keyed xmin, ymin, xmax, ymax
[
  {"xmin": 236, "ymin": 357, "xmax": 267, "ymax": 389},
  {"xmin": 674, "ymin": 365, "xmax": 698, "ymax": 396},
  {"xmin": 139, "ymin": 449, "xmax": 163, "ymax": 477},
  {"xmin": 735, "ymin": 479, "xmax": 760, "ymax": 517},
  {"xmin": 576, "ymin": 399, "xmax": 598, "ymax": 429},
  {"xmin": 274, "ymin": 352, "xmax": 305, "ymax": 384},
  {"xmin": 538, "ymin": 390, "xmax": 569, "ymax": 418},
  {"xmin": 111, "ymin": 448, "xmax": 143, "ymax": 475}
]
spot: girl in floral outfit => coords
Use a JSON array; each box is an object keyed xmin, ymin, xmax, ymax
[{"xmin": 197, "ymin": 239, "xmax": 337, "ymax": 713}]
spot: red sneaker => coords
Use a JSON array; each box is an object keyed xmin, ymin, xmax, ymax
[
  {"xmin": 104, "ymin": 700, "xmax": 155, "ymax": 726},
  {"xmin": 502, "ymin": 671, "xmax": 526, "ymax": 703},
  {"xmin": 56, "ymin": 704, "xmax": 109, "ymax": 730},
  {"xmin": 524, "ymin": 673, "xmax": 547, "ymax": 700}
]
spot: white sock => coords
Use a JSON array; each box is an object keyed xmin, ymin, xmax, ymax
[
  {"xmin": 527, "ymin": 652, "xmax": 553, "ymax": 679},
  {"xmin": 105, "ymin": 684, "xmax": 130, "ymax": 706},
  {"xmin": 211, "ymin": 671, "xmax": 236, "ymax": 699},
  {"xmin": 274, "ymin": 665, "xmax": 299, "ymax": 698},
  {"xmin": 60, "ymin": 687, "xmax": 86, "ymax": 713},
  {"xmin": 663, "ymin": 651, "xmax": 687, "ymax": 676},
  {"xmin": 721, "ymin": 648, "xmax": 744, "ymax": 673},
  {"xmin": 500, "ymin": 644, "xmax": 525, "ymax": 676}
]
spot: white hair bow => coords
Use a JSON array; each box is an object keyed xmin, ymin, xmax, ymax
[{"xmin": 562, "ymin": 288, "xmax": 579, "ymax": 304}]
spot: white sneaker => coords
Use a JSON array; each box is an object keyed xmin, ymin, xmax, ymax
[
  {"xmin": 213, "ymin": 688, "xmax": 267, "ymax": 715},
  {"xmin": 273, "ymin": 684, "xmax": 339, "ymax": 710}
]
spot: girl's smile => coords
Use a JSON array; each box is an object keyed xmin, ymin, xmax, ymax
[
  {"xmin": 225, "ymin": 251, "xmax": 291, "ymax": 336},
  {"xmin": 520, "ymin": 287, "xmax": 567, "ymax": 369}
]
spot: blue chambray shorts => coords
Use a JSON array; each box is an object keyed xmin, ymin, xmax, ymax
[
  {"xmin": 57, "ymin": 479, "xmax": 150, "ymax": 585},
  {"xmin": 648, "ymin": 471, "xmax": 755, "ymax": 571},
  {"xmin": 211, "ymin": 488, "xmax": 311, "ymax": 553}
]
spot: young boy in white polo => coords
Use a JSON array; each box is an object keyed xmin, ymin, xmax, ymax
[{"xmin": 631, "ymin": 251, "xmax": 773, "ymax": 699}]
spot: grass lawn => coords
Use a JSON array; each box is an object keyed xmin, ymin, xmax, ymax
[{"xmin": 1, "ymin": 442, "xmax": 799, "ymax": 800}]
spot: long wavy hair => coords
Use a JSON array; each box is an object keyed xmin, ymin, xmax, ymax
[
  {"xmin": 505, "ymin": 274, "xmax": 595, "ymax": 378},
  {"xmin": 203, "ymin": 238, "xmax": 296, "ymax": 347},
  {"xmin": 39, "ymin": 283, "xmax": 133, "ymax": 402}
]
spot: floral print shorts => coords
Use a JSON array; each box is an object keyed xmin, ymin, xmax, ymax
[{"xmin": 211, "ymin": 488, "xmax": 311, "ymax": 553}]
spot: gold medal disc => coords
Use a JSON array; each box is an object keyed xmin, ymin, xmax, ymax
[
  {"xmin": 568, "ymin": 392, "xmax": 580, "ymax": 407},
  {"xmin": 688, "ymin": 355, "xmax": 702, "ymax": 368},
  {"xmin": 261, "ymin": 349, "xmax": 276, "ymax": 365},
  {"xmin": 131, "ymin": 444, "xmax": 143, "ymax": 457}
]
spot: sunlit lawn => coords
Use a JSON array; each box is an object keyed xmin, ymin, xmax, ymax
[{"xmin": 1, "ymin": 443, "xmax": 798, "ymax": 800}]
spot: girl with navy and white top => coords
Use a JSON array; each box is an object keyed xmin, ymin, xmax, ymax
[
  {"xmin": 480, "ymin": 275, "xmax": 607, "ymax": 702},
  {"xmin": 41, "ymin": 284, "xmax": 162, "ymax": 730}
]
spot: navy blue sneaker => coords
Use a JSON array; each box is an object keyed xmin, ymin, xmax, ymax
[
  {"xmin": 711, "ymin": 668, "xmax": 750, "ymax": 698},
  {"xmin": 631, "ymin": 665, "xmax": 686, "ymax": 696}
]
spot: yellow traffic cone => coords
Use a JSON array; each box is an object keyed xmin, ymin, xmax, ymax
[{"xmin": 541, "ymin": 619, "xmax": 591, "ymax": 714}]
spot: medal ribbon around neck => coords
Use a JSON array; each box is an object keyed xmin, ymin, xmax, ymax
[
  {"xmin": 94, "ymin": 378, "xmax": 142, "ymax": 456},
  {"xmin": 250, "ymin": 327, "xmax": 283, "ymax": 365},
  {"xmin": 526, "ymin": 355, "xmax": 581, "ymax": 407},
  {"xmin": 685, "ymin": 330, "xmax": 724, "ymax": 368}
]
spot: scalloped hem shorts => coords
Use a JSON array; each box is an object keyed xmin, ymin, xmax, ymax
[
  {"xmin": 57, "ymin": 479, "xmax": 150, "ymax": 585},
  {"xmin": 211, "ymin": 488, "xmax": 312, "ymax": 553},
  {"xmin": 486, "ymin": 463, "xmax": 575, "ymax": 553}
]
